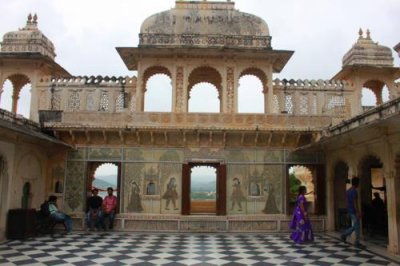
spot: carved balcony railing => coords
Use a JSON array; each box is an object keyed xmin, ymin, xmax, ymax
[{"xmin": 41, "ymin": 111, "xmax": 332, "ymax": 132}]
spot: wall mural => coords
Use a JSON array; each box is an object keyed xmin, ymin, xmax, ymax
[
  {"xmin": 63, "ymin": 147, "xmax": 312, "ymax": 215},
  {"xmin": 162, "ymin": 177, "xmax": 179, "ymax": 210},
  {"xmin": 230, "ymin": 177, "xmax": 246, "ymax": 211},
  {"xmin": 64, "ymin": 161, "xmax": 86, "ymax": 213},
  {"xmin": 124, "ymin": 163, "xmax": 145, "ymax": 213},
  {"xmin": 127, "ymin": 180, "xmax": 143, "ymax": 212},
  {"xmin": 227, "ymin": 163, "xmax": 283, "ymax": 215}
]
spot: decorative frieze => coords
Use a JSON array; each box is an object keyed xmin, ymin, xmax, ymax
[{"xmin": 139, "ymin": 34, "xmax": 271, "ymax": 49}]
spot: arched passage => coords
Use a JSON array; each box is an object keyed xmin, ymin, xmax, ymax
[
  {"xmin": 143, "ymin": 66, "xmax": 172, "ymax": 112},
  {"xmin": 87, "ymin": 162, "xmax": 120, "ymax": 209},
  {"xmin": 238, "ymin": 75, "xmax": 264, "ymax": 113},
  {"xmin": 238, "ymin": 68, "xmax": 266, "ymax": 113},
  {"xmin": 188, "ymin": 66, "xmax": 221, "ymax": 113},
  {"xmin": 358, "ymin": 155, "xmax": 387, "ymax": 242},
  {"xmin": 288, "ymin": 166, "xmax": 315, "ymax": 214},
  {"xmin": 361, "ymin": 80, "xmax": 390, "ymax": 111},
  {"xmin": 1, "ymin": 75, "xmax": 31, "ymax": 118},
  {"xmin": 189, "ymin": 82, "xmax": 219, "ymax": 113},
  {"xmin": 333, "ymin": 161, "xmax": 349, "ymax": 230}
]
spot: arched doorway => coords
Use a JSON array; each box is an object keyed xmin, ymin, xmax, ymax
[
  {"xmin": 182, "ymin": 162, "xmax": 226, "ymax": 215},
  {"xmin": 288, "ymin": 165, "xmax": 315, "ymax": 214},
  {"xmin": 358, "ymin": 155, "xmax": 387, "ymax": 244},
  {"xmin": 87, "ymin": 162, "xmax": 120, "ymax": 210}
]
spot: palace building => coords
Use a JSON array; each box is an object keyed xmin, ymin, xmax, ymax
[{"xmin": 1, "ymin": 0, "xmax": 400, "ymax": 254}]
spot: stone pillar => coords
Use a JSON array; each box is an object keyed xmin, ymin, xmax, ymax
[
  {"xmin": 11, "ymin": 84, "xmax": 23, "ymax": 114},
  {"xmin": 0, "ymin": 72, "xmax": 4, "ymax": 106},
  {"xmin": 29, "ymin": 73, "xmax": 39, "ymax": 121},
  {"xmin": 265, "ymin": 66, "xmax": 273, "ymax": 114},
  {"xmin": 386, "ymin": 80, "xmax": 399, "ymax": 100},
  {"xmin": 226, "ymin": 67, "xmax": 235, "ymax": 113},
  {"xmin": 136, "ymin": 64, "xmax": 144, "ymax": 112},
  {"xmin": 182, "ymin": 65, "xmax": 189, "ymax": 113},
  {"xmin": 174, "ymin": 66, "xmax": 184, "ymax": 112},
  {"xmin": 385, "ymin": 171, "xmax": 400, "ymax": 254},
  {"xmin": 325, "ymin": 157, "xmax": 335, "ymax": 231},
  {"xmin": 350, "ymin": 78, "xmax": 362, "ymax": 116},
  {"xmin": 382, "ymin": 137, "xmax": 400, "ymax": 254}
]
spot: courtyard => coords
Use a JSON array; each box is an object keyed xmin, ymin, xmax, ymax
[{"xmin": 0, "ymin": 232, "xmax": 398, "ymax": 265}]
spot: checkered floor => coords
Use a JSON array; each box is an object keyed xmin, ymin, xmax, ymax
[{"xmin": 0, "ymin": 233, "xmax": 398, "ymax": 265}]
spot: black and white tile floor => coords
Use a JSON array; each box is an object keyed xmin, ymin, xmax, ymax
[{"xmin": 0, "ymin": 233, "xmax": 398, "ymax": 265}]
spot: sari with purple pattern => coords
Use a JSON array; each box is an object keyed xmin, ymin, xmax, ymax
[{"xmin": 289, "ymin": 194, "xmax": 314, "ymax": 243}]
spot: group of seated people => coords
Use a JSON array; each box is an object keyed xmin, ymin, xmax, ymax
[
  {"xmin": 86, "ymin": 187, "xmax": 118, "ymax": 231},
  {"xmin": 41, "ymin": 187, "xmax": 117, "ymax": 234}
]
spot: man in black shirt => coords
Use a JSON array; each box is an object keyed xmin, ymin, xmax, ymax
[{"xmin": 86, "ymin": 188, "xmax": 103, "ymax": 231}]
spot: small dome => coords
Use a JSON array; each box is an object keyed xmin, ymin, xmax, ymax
[
  {"xmin": 0, "ymin": 14, "xmax": 56, "ymax": 59},
  {"xmin": 342, "ymin": 29, "xmax": 393, "ymax": 67},
  {"xmin": 139, "ymin": 1, "xmax": 271, "ymax": 49}
]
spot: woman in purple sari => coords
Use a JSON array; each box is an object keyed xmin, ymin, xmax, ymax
[{"xmin": 289, "ymin": 186, "xmax": 314, "ymax": 243}]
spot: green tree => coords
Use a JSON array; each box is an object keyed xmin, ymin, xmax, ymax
[{"xmin": 289, "ymin": 173, "xmax": 301, "ymax": 203}]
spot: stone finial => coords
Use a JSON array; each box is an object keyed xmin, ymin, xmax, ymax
[
  {"xmin": 33, "ymin": 13, "xmax": 38, "ymax": 24},
  {"xmin": 27, "ymin": 13, "xmax": 32, "ymax": 23},
  {"xmin": 366, "ymin": 28, "xmax": 371, "ymax": 39},
  {"xmin": 358, "ymin": 28, "xmax": 363, "ymax": 39}
]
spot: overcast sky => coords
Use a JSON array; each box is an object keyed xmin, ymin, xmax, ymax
[
  {"xmin": 1, "ymin": 0, "xmax": 399, "ymax": 176},
  {"xmin": 1, "ymin": 0, "xmax": 399, "ymax": 116}
]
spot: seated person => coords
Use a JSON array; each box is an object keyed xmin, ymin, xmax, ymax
[
  {"xmin": 48, "ymin": 195, "xmax": 72, "ymax": 233},
  {"xmin": 102, "ymin": 187, "xmax": 117, "ymax": 230},
  {"xmin": 86, "ymin": 188, "xmax": 103, "ymax": 231}
]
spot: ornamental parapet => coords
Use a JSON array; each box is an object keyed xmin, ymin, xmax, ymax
[
  {"xmin": 272, "ymin": 78, "xmax": 348, "ymax": 91},
  {"xmin": 326, "ymin": 96, "xmax": 400, "ymax": 136},
  {"xmin": 48, "ymin": 75, "xmax": 136, "ymax": 87},
  {"xmin": 42, "ymin": 112, "xmax": 332, "ymax": 131},
  {"xmin": 139, "ymin": 33, "xmax": 271, "ymax": 49}
]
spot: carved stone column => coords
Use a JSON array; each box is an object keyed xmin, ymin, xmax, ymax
[
  {"xmin": 226, "ymin": 67, "xmax": 235, "ymax": 113},
  {"xmin": 9, "ymin": 74, "xmax": 30, "ymax": 114},
  {"xmin": 174, "ymin": 66, "xmax": 184, "ymax": 112}
]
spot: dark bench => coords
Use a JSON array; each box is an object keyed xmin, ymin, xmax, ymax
[{"xmin": 35, "ymin": 210, "xmax": 67, "ymax": 236}]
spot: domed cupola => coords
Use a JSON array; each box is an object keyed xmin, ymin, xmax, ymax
[
  {"xmin": 342, "ymin": 29, "xmax": 393, "ymax": 67},
  {"xmin": 0, "ymin": 13, "xmax": 56, "ymax": 60},
  {"xmin": 139, "ymin": 0, "xmax": 271, "ymax": 49}
]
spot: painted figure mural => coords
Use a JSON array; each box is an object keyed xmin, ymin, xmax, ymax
[
  {"xmin": 127, "ymin": 181, "xmax": 143, "ymax": 212},
  {"xmin": 230, "ymin": 177, "xmax": 246, "ymax": 211},
  {"xmin": 262, "ymin": 182, "xmax": 279, "ymax": 214},
  {"xmin": 162, "ymin": 177, "xmax": 179, "ymax": 210}
]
